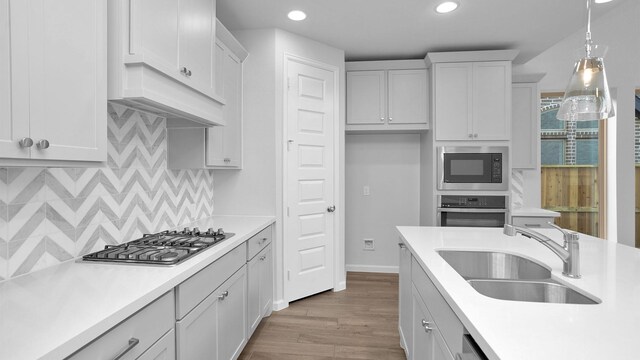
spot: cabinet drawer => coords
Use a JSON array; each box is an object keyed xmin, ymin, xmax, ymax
[
  {"xmin": 511, "ymin": 216, "xmax": 556, "ymax": 228},
  {"xmin": 247, "ymin": 225, "xmax": 272, "ymax": 260},
  {"xmin": 176, "ymin": 243, "xmax": 246, "ymax": 319},
  {"xmin": 412, "ymin": 257, "xmax": 463, "ymax": 356},
  {"xmin": 68, "ymin": 291, "xmax": 174, "ymax": 360},
  {"xmin": 137, "ymin": 328, "xmax": 175, "ymax": 360}
]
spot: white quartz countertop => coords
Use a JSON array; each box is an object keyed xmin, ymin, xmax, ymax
[
  {"xmin": 396, "ymin": 226, "xmax": 640, "ymax": 360},
  {"xmin": 0, "ymin": 215, "xmax": 275, "ymax": 360},
  {"xmin": 511, "ymin": 207, "xmax": 560, "ymax": 217}
]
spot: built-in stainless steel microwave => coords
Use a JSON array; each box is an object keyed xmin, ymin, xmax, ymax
[{"xmin": 437, "ymin": 146, "xmax": 508, "ymax": 191}]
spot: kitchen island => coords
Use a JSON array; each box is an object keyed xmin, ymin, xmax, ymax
[
  {"xmin": 0, "ymin": 215, "xmax": 274, "ymax": 360},
  {"xmin": 396, "ymin": 226, "xmax": 640, "ymax": 360}
]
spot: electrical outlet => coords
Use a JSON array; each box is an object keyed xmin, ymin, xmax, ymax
[
  {"xmin": 363, "ymin": 185, "xmax": 370, "ymax": 196},
  {"xmin": 363, "ymin": 238, "xmax": 375, "ymax": 250}
]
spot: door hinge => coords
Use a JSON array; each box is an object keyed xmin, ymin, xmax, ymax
[
  {"xmin": 287, "ymin": 206, "xmax": 290, "ymax": 217},
  {"xmin": 287, "ymin": 270, "xmax": 291, "ymax": 281},
  {"xmin": 287, "ymin": 76, "xmax": 291, "ymax": 90}
]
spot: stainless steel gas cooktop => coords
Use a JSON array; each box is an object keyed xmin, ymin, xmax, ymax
[{"xmin": 82, "ymin": 227, "xmax": 234, "ymax": 266}]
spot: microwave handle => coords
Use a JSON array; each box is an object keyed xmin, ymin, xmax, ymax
[{"xmin": 437, "ymin": 208, "xmax": 508, "ymax": 213}]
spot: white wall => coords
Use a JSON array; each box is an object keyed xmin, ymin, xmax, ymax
[
  {"xmin": 514, "ymin": 0, "xmax": 640, "ymax": 246},
  {"xmin": 346, "ymin": 134, "xmax": 421, "ymax": 272},
  {"xmin": 215, "ymin": 28, "xmax": 346, "ymax": 309},
  {"xmin": 213, "ymin": 29, "xmax": 277, "ymax": 216}
]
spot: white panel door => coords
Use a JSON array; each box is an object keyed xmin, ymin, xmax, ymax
[
  {"xmin": 472, "ymin": 61, "xmax": 510, "ymax": 140},
  {"xmin": 346, "ymin": 70, "xmax": 385, "ymax": 125},
  {"xmin": 27, "ymin": 0, "xmax": 106, "ymax": 161},
  {"xmin": 285, "ymin": 59, "xmax": 336, "ymax": 302},
  {"xmin": 0, "ymin": 0, "xmax": 29, "ymax": 159},
  {"xmin": 388, "ymin": 69, "xmax": 428, "ymax": 125}
]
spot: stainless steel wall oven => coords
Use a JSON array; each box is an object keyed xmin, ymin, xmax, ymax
[{"xmin": 437, "ymin": 195, "xmax": 508, "ymax": 228}]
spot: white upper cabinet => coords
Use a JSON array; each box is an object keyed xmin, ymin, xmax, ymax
[
  {"xmin": 511, "ymin": 74, "xmax": 544, "ymax": 169},
  {"xmin": 346, "ymin": 60, "xmax": 429, "ymax": 132},
  {"xmin": 433, "ymin": 61, "xmax": 511, "ymax": 141},
  {"xmin": 428, "ymin": 50, "xmax": 517, "ymax": 142},
  {"xmin": 108, "ymin": 0, "xmax": 224, "ymax": 126},
  {"xmin": 0, "ymin": 0, "xmax": 107, "ymax": 162},
  {"xmin": 206, "ymin": 22, "xmax": 247, "ymax": 168},
  {"xmin": 346, "ymin": 70, "xmax": 386, "ymax": 125}
]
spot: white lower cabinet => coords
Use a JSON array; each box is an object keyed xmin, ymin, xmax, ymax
[
  {"xmin": 67, "ymin": 291, "xmax": 175, "ymax": 360},
  {"xmin": 247, "ymin": 243, "xmax": 273, "ymax": 336},
  {"xmin": 412, "ymin": 286, "xmax": 454, "ymax": 360},
  {"xmin": 176, "ymin": 266, "xmax": 247, "ymax": 360},
  {"xmin": 399, "ymin": 251, "xmax": 468, "ymax": 360},
  {"xmin": 218, "ymin": 266, "xmax": 248, "ymax": 360},
  {"xmin": 398, "ymin": 241, "xmax": 412, "ymax": 358}
]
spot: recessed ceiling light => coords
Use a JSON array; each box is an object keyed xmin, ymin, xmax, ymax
[
  {"xmin": 287, "ymin": 10, "xmax": 307, "ymax": 21},
  {"xmin": 435, "ymin": 1, "xmax": 459, "ymax": 14}
]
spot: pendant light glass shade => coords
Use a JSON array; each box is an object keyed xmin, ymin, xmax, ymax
[{"xmin": 556, "ymin": 0, "xmax": 614, "ymax": 121}]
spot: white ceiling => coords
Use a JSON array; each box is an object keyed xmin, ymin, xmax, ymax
[{"xmin": 217, "ymin": 0, "xmax": 626, "ymax": 64}]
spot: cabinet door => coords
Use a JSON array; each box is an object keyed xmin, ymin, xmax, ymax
[
  {"xmin": 259, "ymin": 244, "xmax": 273, "ymax": 318},
  {"xmin": 472, "ymin": 61, "xmax": 510, "ymax": 140},
  {"xmin": 412, "ymin": 287, "xmax": 454, "ymax": 360},
  {"xmin": 27, "ymin": 0, "xmax": 106, "ymax": 161},
  {"xmin": 177, "ymin": 0, "xmax": 215, "ymax": 97},
  {"xmin": 218, "ymin": 266, "xmax": 247, "ymax": 360},
  {"xmin": 346, "ymin": 70, "xmax": 386, "ymax": 125},
  {"xmin": 388, "ymin": 69, "xmax": 428, "ymax": 125},
  {"xmin": 176, "ymin": 289, "xmax": 220, "ymax": 360},
  {"xmin": 247, "ymin": 249, "xmax": 262, "ymax": 336},
  {"xmin": 398, "ymin": 241, "xmax": 412, "ymax": 357},
  {"xmin": 207, "ymin": 42, "xmax": 242, "ymax": 168},
  {"xmin": 512, "ymin": 83, "xmax": 538, "ymax": 169},
  {"xmin": 0, "ymin": 0, "xmax": 29, "ymax": 159},
  {"xmin": 434, "ymin": 63, "xmax": 472, "ymax": 140}
]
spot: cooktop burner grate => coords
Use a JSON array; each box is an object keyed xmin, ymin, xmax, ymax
[{"xmin": 82, "ymin": 227, "xmax": 234, "ymax": 266}]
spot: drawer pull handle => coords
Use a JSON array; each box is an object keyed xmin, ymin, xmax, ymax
[
  {"xmin": 398, "ymin": 242, "xmax": 405, "ymax": 248},
  {"xmin": 112, "ymin": 337, "xmax": 139, "ymax": 360},
  {"xmin": 525, "ymin": 223, "xmax": 542, "ymax": 227},
  {"xmin": 421, "ymin": 319, "xmax": 433, "ymax": 332},
  {"xmin": 218, "ymin": 290, "xmax": 229, "ymax": 300}
]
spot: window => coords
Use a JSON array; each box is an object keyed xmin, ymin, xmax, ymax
[{"xmin": 540, "ymin": 93, "xmax": 606, "ymax": 238}]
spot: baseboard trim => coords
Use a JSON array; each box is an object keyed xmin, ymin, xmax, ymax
[
  {"xmin": 273, "ymin": 298, "xmax": 288, "ymax": 311},
  {"xmin": 346, "ymin": 264, "xmax": 399, "ymax": 274}
]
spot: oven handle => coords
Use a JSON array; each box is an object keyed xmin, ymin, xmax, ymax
[{"xmin": 437, "ymin": 208, "xmax": 508, "ymax": 213}]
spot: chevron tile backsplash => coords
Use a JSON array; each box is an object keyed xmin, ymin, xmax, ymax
[{"xmin": 0, "ymin": 103, "xmax": 214, "ymax": 280}]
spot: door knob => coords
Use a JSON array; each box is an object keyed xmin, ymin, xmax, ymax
[
  {"xmin": 18, "ymin": 137, "xmax": 33, "ymax": 148},
  {"xmin": 36, "ymin": 139, "xmax": 50, "ymax": 149},
  {"xmin": 327, "ymin": 205, "xmax": 336, "ymax": 213}
]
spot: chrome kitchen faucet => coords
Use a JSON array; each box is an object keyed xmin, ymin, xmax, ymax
[{"xmin": 503, "ymin": 223, "xmax": 581, "ymax": 278}]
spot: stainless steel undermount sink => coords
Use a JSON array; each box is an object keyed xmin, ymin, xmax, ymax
[
  {"xmin": 467, "ymin": 279, "xmax": 599, "ymax": 304},
  {"xmin": 437, "ymin": 250, "xmax": 551, "ymax": 280},
  {"xmin": 438, "ymin": 250, "xmax": 600, "ymax": 305}
]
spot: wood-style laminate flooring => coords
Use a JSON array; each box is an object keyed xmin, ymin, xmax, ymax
[{"xmin": 239, "ymin": 272, "xmax": 406, "ymax": 360}]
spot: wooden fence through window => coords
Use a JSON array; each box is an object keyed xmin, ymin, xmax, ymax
[{"xmin": 541, "ymin": 166, "xmax": 599, "ymax": 237}]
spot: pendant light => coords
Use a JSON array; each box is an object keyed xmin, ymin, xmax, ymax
[{"xmin": 556, "ymin": 0, "xmax": 614, "ymax": 121}]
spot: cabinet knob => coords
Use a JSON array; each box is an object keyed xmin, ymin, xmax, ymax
[
  {"xmin": 380, "ymin": 117, "xmax": 385, "ymax": 122},
  {"xmin": 468, "ymin": 134, "xmax": 473, "ymax": 138},
  {"xmin": 259, "ymin": 255, "xmax": 266, "ymax": 261},
  {"xmin": 36, "ymin": 139, "xmax": 50, "ymax": 149},
  {"xmin": 218, "ymin": 290, "xmax": 229, "ymax": 300},
  {"xmin": 421, "ymin": 319, "xmax": 433, "ymax": 332},
  {"xmin": 388, "ymin": 117, "xmax": 393, "ymax": 122},
  {"xmin": 18, "ymin": 137, "xmax": 33, "ymax": 148},
  {"xmin": 224, "ymin": 158, "xmax": 231, "ymax": 163},
  {"xmin": 397, "ymin": 242, "xmax": 406, "ymax": 248},
  {"xmin": 180, "ymin": 66, "xmax": 192, "ymax": 77},
  {"xmin": 474, "ymin": 133, "xmax": 478, "ymax": 138},
  {"xmin": 327, "ymin": 205, "xmax": 336, "ymax": 213}
]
